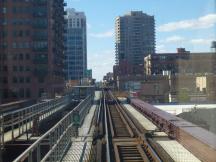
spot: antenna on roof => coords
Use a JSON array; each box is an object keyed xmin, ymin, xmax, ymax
[{"xmin": 211, "ymin": 0, "xmax": 216, "ymax": 52}]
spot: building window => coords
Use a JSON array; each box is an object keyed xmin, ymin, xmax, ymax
[
  {"xmin": 19, "ymin": 66, "xmax": 24, "ymax": 72},
  {"xmin": 3, "ymin": 77, "xmax": 8, "ymax": 84},
  {"xmin": 3, "ymin": 89, "xmax": 8, "ymax": 99},
  {"xmin": 3, "ymin": 66, "xmax": 7, "ymax": 72},
  {"xmin": 19, "ymin": 53, "xmax": 23, "ymax": 60},
  {"xmin": 25, "ymin": 30, "xmax": 30, "ymax": 36},
  {"xmin": 12, "ymin": 42, "xmax": 17, "ymax": 48},
  {"xmin": 38, "ymin": 77, "xmax": 44, "ymax": 83},
  {"xmin": 13, "ymin": 54, "xmax": 18, "ymax": 60},
  {"xmin": 19, "ymin": 77, "xmax": 24, "ymax": 83},
  {"xmin": 25, "ymin": 53, "xmax": 30, "ymax": 60},
  {"xmin": 2, "ymin": 7, "xmax": 7, "ymax": 14},
  {"xmin": 26, "ymin": 77, "xmax": 31, "ymax": 83},
  {"xmin": 13, "ymin": 77, "xmax": 18, "ymax": 83},
  {"xmin": 19, "ymin": 88, "xmax": 24, "ymax": 98},
  {"xmin": 39, "ymin": 88, "xmax": 44, "ymax": 97},
  {"xmin": 26, "ymin": 88, "xmax": 31, "ymax": 98},
  {"xmin": 13, "ymin": 30, "xmax": 17, "ymax": 37},
  {"xmin": 13, "ymin": 66, "xmax": 18, "ymax": 72},
  {"xmin": 25, "ymin": 66, "xmax": 30, "ymax": 71}
]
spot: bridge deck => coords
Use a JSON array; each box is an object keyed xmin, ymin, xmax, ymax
[
  {"xmin": 4, "ymin": 122, "xmax": 32, "ymax": 143},
  {"xmin": 3, "ymin": 103, "xmax": 68, "ymax": 144},
  {"xmin": 62, "ymin": 106, "xmax": 96, "ymax": 162},
  {"xmin": 62, "ymin": 92, "xmax": 100, "ymax": 162}
]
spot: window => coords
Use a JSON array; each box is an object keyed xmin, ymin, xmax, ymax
[
  {"xmin": 39, "ymin": 88, "xmax": 44, "ymax": 97},
  {"xmin": 13, "ymin": 54, "xmax": 18, "ymax": 60},
  {"xmin": 13, "ymin": 66, "xmax": 18, "ymax": 72},
  {"xmin": 25, "ymin": 66, "xmax": 30, "ymax": 71},
  {"xmin": 12, "ymin": 42, "xmax": 17, "ymax": 48},
  {"xmin": 25, "ymin": 77, "xmax": 31, "ymax": 83},
  {"xmin": 26, "ymin": 88, "xmax": 31, "ymax": 98},
  {"xmin": 2, "ymin": 7, "xmax": 7, "ymax": 14},
  {"xmin": 3, "ymin": 77, "xmax": 8, "ymax": 84},
  {"xmin": 25, "ymin": 53, "xmax": 30, "ymax": 60},
  {"xmin": 19, "ymin": 77, "xmax": 24, "ymax": 83},
  {"xmin": 3, "ymin": 66, "xmax": 7, "ymax": 72},
  {"xmin": 38, "ymin": 77, "xmax": 44, "ymax": 83},
  {"xmin": 13, "ymin": 77, "xmax": 18, "ymax": 83},
  {"xmin": 19, "ymin": 88, "xmax": 24, "ymax": 98},
  {"xmin": 19, "ymin": 66, "xmax": 23, "ymax": 72},
  {"xmin": 19, "ymin": 53, "xmax": 23, "ymax": 60}
]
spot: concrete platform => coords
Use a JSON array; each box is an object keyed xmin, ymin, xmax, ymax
[
  {"xmin": 123, "ymin": 104, "xmax": 157, "ymax": 131},
  {"xmin": 155, "ymin": 139, "xmax": 201, "ymax": 162},
  {"xmin": 61, "ymin": 91, "xmax": 100, "ymax": 162},
  {"xmin": 124, "ymin": 103, "xmax": 201, "ymax": 162}
]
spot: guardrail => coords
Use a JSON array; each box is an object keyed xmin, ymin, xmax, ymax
[
  {"xmin": 0, "ymin": 94, "xmax": 73, "ymax": 147},
  {"xmin": 13, "ymin": 94, "xmax": 93, "ymax": 162}
]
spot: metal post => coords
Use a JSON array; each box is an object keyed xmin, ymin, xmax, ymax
[
  {"xmin": 37, "ymin": 144, "xmax": 41, "ymax": 162},
  {"xmin": 0, "ymin": 115, "xmax": 4, "ymax": 146},
  {"xmin": 0, "ymin": 115, "xmax": 3, "ymax": 162},
  {"xmin": 18, "ymin": 112, "xmax": 21, "ymax": 136},
  {"xmin": 32, "ymin": 114, "xmax": 39, "ymax": 136},
  {"xmin": 11, "ymin": 113, "xmax": 14, "ymax": 141},
  {"xmin": 26, "ymin": 118, "xmax": 29, "ymax": 140}
]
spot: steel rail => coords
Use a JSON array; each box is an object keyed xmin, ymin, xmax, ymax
[
  {"xmin": 96, "ymin": 92, "xmax": 102, "ymax": 126},
  {"xmin": 106, "ymin": 90, "xmax": 162, "ymax": 162},
  {"xmin": 104, "ymin": 91, "xmax": 111, "ymax": 162},
  {"xmin": 13, "ymin": 94, "xmax": 93, "ymax": 162}
]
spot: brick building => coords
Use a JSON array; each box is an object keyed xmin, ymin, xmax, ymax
[
  {"xmin": 144, "ymin": 48, "xmax": 216, "ymax": 76},
  {"xmin": 0, "ymin": 0, "xmax": 66, "ymax": 104}
]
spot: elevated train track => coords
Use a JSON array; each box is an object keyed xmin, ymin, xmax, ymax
[
  {"xmin": 2, "ymin": 89, "xmax": 215, "ymax": 162},
  {"xmin": 104, "ymin": 90, "xmax": 162, "ymax": 162}
]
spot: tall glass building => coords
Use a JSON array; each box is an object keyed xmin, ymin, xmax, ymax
[{"xmin": 65, "ymin": 8, "xmax": 87, "ymax": 81}]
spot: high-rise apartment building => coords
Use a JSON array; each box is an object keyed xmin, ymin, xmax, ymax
[
  {"xmin": 65, "ymin": 8, "xmax": 87, "ymax": 81},
  {"xmin": 0, "ymin": 0, "xmax": 66, "ymax": 104},
  {"xmin": 115, "ymin": 11, "xmax": 155, "ymax": 75}
]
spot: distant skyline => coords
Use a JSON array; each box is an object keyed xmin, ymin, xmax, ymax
[{"xmin": 66, "ymin": 0, "xmax": 216, "ymax": 81}]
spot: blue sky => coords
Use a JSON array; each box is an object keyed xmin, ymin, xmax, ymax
[{"xmin": 66, "ymin": 0, "xmax": 216, "ymax": 81}]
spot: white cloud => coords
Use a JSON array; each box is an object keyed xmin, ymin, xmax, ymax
[
  {"xmin": 156, "ymin": 44, "xmax": 166, "ymax": 53},
  {"xmin": 89, "ymin": 30, "xmax": 114, "ymax": 38},
  {"xmin": 88, "ymin": 50, "xmax": 115, "ymax": 81},
  {"xmin": 157, "ymin": 37, "xmax": 214, "ymax": 53},
  {"xmin": 87, "ymin": 23, "xmax": 92, "ymax": 29},
  {"xmin": 158, "ymin": 14, "xmax": 216, "ymax": 32},
  {"xmin": 190, "ymin": 38, "xmax": 213, "ymax": 45},
  {"xmin": 165, "ymin": 36, "xmax": 185, "ymax": 43}
]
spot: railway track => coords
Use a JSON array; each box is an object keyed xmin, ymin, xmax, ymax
[{"xmin": 104, "ymin": 90, "xmax": 162, "ymax": 162}]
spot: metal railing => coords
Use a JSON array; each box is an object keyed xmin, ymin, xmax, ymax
[
  {"xmin": 104, "ymin": 91, "xmax": 111, "ymax": 162},
  {"xmin": 13, "ymin": 94, "xmax": 93, "ymax": 162},
  {"xmin": 0, "ymin": 94, "xmax": 72, "ymax": 147}
]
